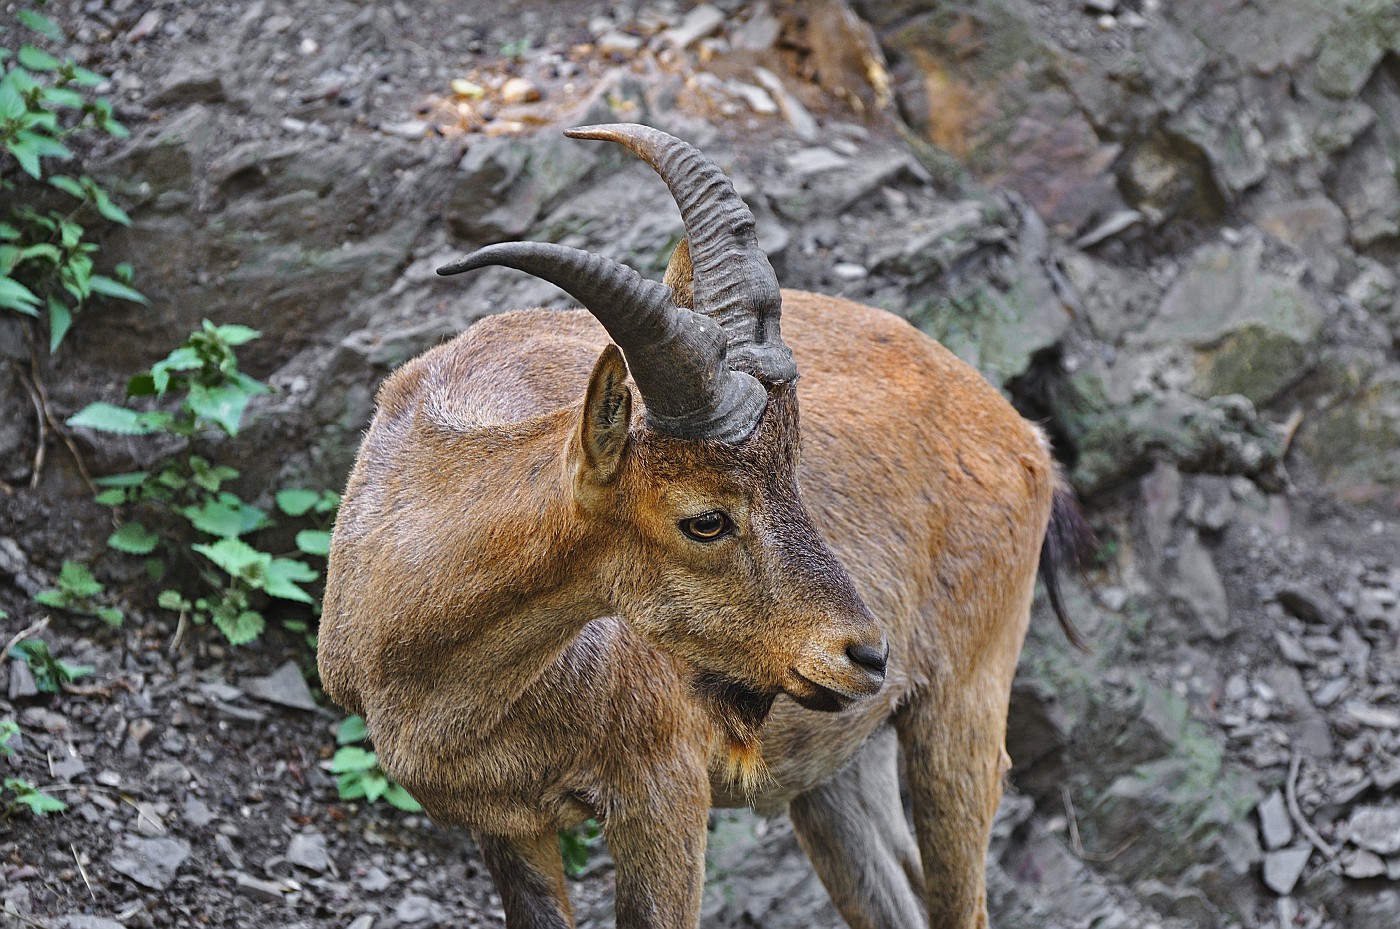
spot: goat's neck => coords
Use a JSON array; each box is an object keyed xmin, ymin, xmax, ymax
[{"xmin": 416, "ymin": 421, "xmax": 607, "ymax": 732}]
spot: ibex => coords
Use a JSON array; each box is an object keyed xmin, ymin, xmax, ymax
[{"xmin": 319, "ymin": 123, "xmax": 1082, "ymax": 929}]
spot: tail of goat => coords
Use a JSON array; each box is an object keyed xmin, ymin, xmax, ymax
[{"xmin": 1038, "ymin": 472, "xmax": 1096, "ymax": 651}]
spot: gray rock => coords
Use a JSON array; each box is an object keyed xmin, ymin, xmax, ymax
[
  {"xmin": 1256, "ymin": 197, "xmax": 1347, "ymax": 286},
  {"xmin": 359, "ymin": 866, "xmax": 393, "ymax": 893},
  {"xmin": 1343, "ymin": 848, "xmax": 1387, "ymax": 879},
  {"xmin": 109, "ymin": 836, "xmax": 191, "ymax": 891},
  {"xmin": 1276, "ymin": 583, "xmax": 1340, "ymax": 626},
  {"xmin": 346, "ymin": 916, "xmax": 375, "ymax": 929},
  {"xmin": 242, "ymin": 660, "xmax": 317, "ymax": 711},
  {"xmin": 234, "ymin": 871, "xmax": 287, "ymax": 902},
  {"xmin": 658, "ymin": 4, "xmax": 725, "ymax": 49},
  {"xmin": 287, "ymin": 830, "xmax": 331, "ymax": 873},
  {"xmin": 595, "ymin": 31, "xmax": 642, "ymax": 55},
  {"xmin": 183, "ymin": 796, "xmax": 215, "ymax": 828},
  {"xmin": 1169, "ymin": 530, "xmax": 1233, "ymax": 639},
  {"xmin": 1344, "ymin": 702, "xmax": 1400, "ymax": 730},
  {"xmin": 1274, "ymin": 631, "xmax": 1313, "ymax": 666},
  {"xmin": 8, "ymin": 659, "xmax": 38, "ymax": 700},
  {"xmin": 786, "ymin": 147, "xmax": 850, "ymax": 178},
  {"xmin": 1258, "ymin": 790, "xmax": 1293, "ymax": 850},
  {"xmin": 1262, "ymin": 846, "xmax": 1311, "ymax": 895},
  {"xmin": 1348, "ymin": 806, "xmax": 1400, "ymax": 855},
  {"xmin": 395, "ymin": 894, "xmax": 445, "ymax": 924},
  {"xmin": 145, "ymin": 65, "xmax": 225, "ymax": 108},
  {"xmin": 1313, "ymin": 678, "xmax": 1348, "ymax": 708},
  {"xmin": 60, "ymin": 917, "xmax": 127, "ymax": 929}
]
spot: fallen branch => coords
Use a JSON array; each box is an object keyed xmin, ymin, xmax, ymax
[
  {"xmin": 1061, "ymin": 784, "xmax": 1143, "ymax": 863},
  {"xmin": 3, "ymin": 615, "xmax": 51, "ymax": 659},
  {"xmin": 1286, "ymin": 751, "xmax": 1337, "ymax": 859}
]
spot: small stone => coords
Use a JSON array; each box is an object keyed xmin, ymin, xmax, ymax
[
  {"xmin": 109, "ymin": 837, "xmax": 191, "ymax": 891},
  {"xmin": 786, "ymin": 147, "xmax": 849, "ymax": 178},
  {"xmin": 658, "ymin": 3, "xmax": 725, "ymax": 49},
  {"xmin": 1276, "ymin": 584, "xmax": 1339, "ymax": 625},
  {"xmin": 395, "ymin": 894, "xmax": 444, "ymax": 924},
  {"xmin": 596, "ymin": 30, "xmax": 642, "ymax": 54},
  {"xmin": 287, "ymin": 831, "xmax": 330, "ymax": 873},
  {"xmin": 450, "ymin": 79, "xmax": 484, "ymax": 99},
  {"xmin": 95, "ymin": 770, "xmax": 122, "ymax": 787},
  {"xmin": 1097, "ymin": 14, "xmax": 1117, "ymax": 29},
  {"xmin": 19, "ymin": 707, "xmax": 69, "ymax": 734},
  {"xmin": 832, "ymin": 262, "xmax": 868, "ymax": 281},
  {"xmin": 1348, "ymin": 806, "xmax": 1400, "ymax": 855},
  {"xmin": 61, "ymin": 917, "xmax": 126, "ymax": 929},
  {"xmin": 1312, "ymin": 678, "xmax": 1348, "ymax": 708},
  {"xmin": 1343, "ymin": 848, "xmax": 1386, "ymax": 879},
  {"xmin": 8, "ymin": 660, "xmax": 38, "ymax": 700},
  {"xmin": 346, "ymin": 917, "xmax": 375, "ymax": 929},
  {"xmin": 51, "ymin": 755, "xmax": 86, "ymax": 781},
  {"xmin": 1344, "ymin": 702, "xmax": 1400, "ymax": 730},
  {"xmin": 379, "ymin": 120, "xmax": 428, "ymax": 140},
  {"xmin": 1275, "ymin": 631, "xmax": 1314, "ymax": 666},
  {"xmin": 1258, "ymin": 791, "xmax": 1293, "ymax": 850},
  {"xmin": 1084, "ymin": 0, "xmax": 1117, "ymax": 11},
  {"xmin": 242, "ymin": 661, "xmax": 318, "ymax": 712},
  {"xmin": 1074, "ymin": 210, "xmax": 1142, "ymax": 249},
  {"xmin": 500, "ymin": 78, "xmax": 541, "ymax": 105},
  {"xmin": 1097, "ymin": 586, "xmax": 1129, "ymax": 611},
  {"xmin": 1262, "ymin": 847, "xmax": 1311, "ymax": 895},
  {"xmin": 234, "ymin": 872, "xmax": 287, "ymax": 902},
  {"xmin": 183, "ymin": 796, "xmax": 215, "ymax": 828},
  {"xmin": 360, "ymin": 867, "xmax": 392, "ymax": 893}
]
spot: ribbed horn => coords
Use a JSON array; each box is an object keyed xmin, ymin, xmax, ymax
[
  {"xmin": 438, "ymin": 243, "xmax": 767, "ymax": 443},
  {"xmin": 564, "ymin": 124, "xmax": 797, "ymax": 385}
]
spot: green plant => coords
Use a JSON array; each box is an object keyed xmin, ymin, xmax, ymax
[
  {"xmin": 8, "ymin": 638, "xmax": 94, "ymax": 693},
  {"xmin": 559, "ymin": 819, "xmax": 603, "ymax": 878},
  {"xmin": 68, "ymin": 322, "xmax": 338, "ymax": 646},
  {"xmin": 329, "ymin": 715, "xmax": 422, "ymax": 812},
  {"xmin": 1, "ymin": 721, "xmax": 66, "ymax": 816},
  {"xmin": 1, "ymin": 2, "xmax": 143, "ymax": 351},
  {"xmin": 33, "ymin": 559, "xmax": 121, "ymax": 624}
]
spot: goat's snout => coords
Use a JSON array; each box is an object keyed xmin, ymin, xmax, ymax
[{"xmin": 846, "ymin": 637, "xmax": 889, "ymax": 680}]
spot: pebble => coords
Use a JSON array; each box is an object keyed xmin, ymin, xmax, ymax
[
  {"xmin": 833, "ymin": 262, "xmax": 868, "ymax": 281},
  {"xmin": 1343, "ymin": 701, "xmax": 1400, "ymax": 729},
  {"xmin": 1257, "ymin": 790, "xmax": 1293, "ymax": 850},
  {"xmin": 1312, "ymin": 678, "xmax": 1348, "ymax": 708},
  {"xmin": 1261, "ymin": 846, "xmax": 1311, "ymax": 895},
  {"xmin": 242, "ymin": 661, "xmax": 318, "ymax": 711},
  {"xmin": 346, "ymin": 917, "xmax": 375, "ymax": 929},
  {"xmin": 1347, "ymin": 805, "xmax": 1400, "ymax": 855},
  {"xmin": 287, "ymin": 831, "xmax": 331, "ymax": 874},
  {"xmin": 395, "ymin": 894, "xmax": 444, "ymax": 924},
  {"xmin": 234, "ymin": 872, "xmax": 287, "ymax": 902},
  {"xmin": 596, "ymin": 30, "xmax": 642, "ymax": 54},
  {"xmin": 360, "ymin": 866, "xmax": 393, "ymax": 892},
  {"xmin": 1084, "ymin": 0, "xmax": 1117, "ymax": 11},
  {"xmin": 658, "ymin": 3, "xmax": 725, "ymax": 49},
  {"xmin": 1276, "ymin": 584, "xmax": 1339, "ymax": 625},
  {"xmin": 379, "ymin": 120, "xmax": 428, "ymax": 140},
  {"xmin": 786, "ymin": 147, "xmax": 850, "ymax": 178},
  {"xmin": 109, "ymin": 837, "xmax": 191, "ymax": 891},
  {"xmin": 1343, "ymin": 848, "xmax": 1386, "ymax": 879},
  {"xmin": 500, "ymin": 78, "xmax": 541, "ymax": 105}
]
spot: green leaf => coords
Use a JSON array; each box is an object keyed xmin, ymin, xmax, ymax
[
  {"xmin": 336, "ymin": 715, "xmax": 369, "ymax": 745},
  {"xmin": 8, "ymin": 138, "xmax": 42, "ymax": 178},
  {"xmin": 89, "ymin": 275, "xmax": 146, "ymax": 303},
  {"xmin": 34, "ymin": 590, "xmax": 66, "ymax": 608},
  {"xmin": 213, "ymin": 608, "xmax": 264, "ymax": 646},
  {"xmin": 67, "ymin": 402, "xmax": 164, "ymax": 435},
  {"xmin": 89, "ymin": 185, "xmax": 133, "ymax": 226},
  {"xmin": 276, "ymin": 488, "xmax": 320, "ymax": 517},
  {"xmin": 48, "ymin": 175, "xmax": 86, "ymax": 199},
  {"xmin": 94, "ymin": 471, "xmax": 150, "ymax": 488},
  {"xmin": 56, "ymin": 560, "xmax": 102, "ymax": 598},
  {"xmin": 383, "ymin": 783, "xmax": 423, "ymax": 812},
  {"xmin": 263, "ymin": 558, "xmax": 317, "ymax": 603},
  {"xmin": 207, "ymin": 322, "xmax": 261, "ymax": 346},
  {"xmin": 16, "ymin": 129, "xmax": 72, "ymax": 161},
  {"xmin": 17, "ymin": 46, "xmax": 62, "ymax": 71},
  {"xmin": 58, "ymin": 660, "xmax": 95, "ymax": 681},
  {"xmin": 4, "ymin": 778, "xmax": 68, "ymax": 815},
  {"xmin": 361, "ymin": 771, "xmax": 389, "ymax": 803},
  {"xmin": 70, "ymin": 66, "xmax": 104, "ymax": 87},
  {"xmin": 95, "ymin": 606, "xmax": 123, "ymax": 626},
  {"xmin": 295, "ymin": 530, "xmax": 331, "ymax": 557},
  {"xmin": 157, "ymin": 589, "xmax": 191, "ymax": 611},
  {"xmin": 17, "ymin": 10, "xmax": 65, "ymax": 41},
  {"xmin": 0, "ymin": 223, "xmax": 21, "ymax": 241},
  {"xmin": 107, "ymin": 521, "xmax": 160, "ymax": 554},
  {"xmin": 93, "ymin": 488, "xmax": 126, "ymax": 506},
  {"xmin": 0, "ymin": 275, "xmax": 42, "ymax": 314},
  {"xmin": 182, "ymin": 494, "xmax": 269, "ymax": 538},
  {"xmin": 47, "ymin": 297, "xmax": 72, "ymax": 353},
  {"xmin": 192, "ymin": 538, "xmax": 268, "ymax": 582},
  {"xmin": 187, "ymin": 383, "xmax": 254, "ymax": 436},
  {"xmin": 330, "ymin": 746, "xmax": 379, "ymax": 774},
  {"xmin": 40, "ymin": 85, "xmax": 84, "ymax": 109}
]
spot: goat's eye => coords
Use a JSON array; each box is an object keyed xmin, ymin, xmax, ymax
[{"xmin": 679, "ymin": 511, "xmax": 732, "ymax": 542}]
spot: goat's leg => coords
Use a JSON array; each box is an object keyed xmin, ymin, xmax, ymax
[
  {"xmin": 603, "ymin": 780, "xmax": 709, "ymax": 929},
  {"xmin": 895, "ymin": 681, "xmax": 1015, "ymax": 929},
  {"xmin": 789, "ymin": 724, "xmax": 928, "ymax": 929},
  {"xmin": 477, "ymin": 830, "xmax": 575, "ymax": 929}
]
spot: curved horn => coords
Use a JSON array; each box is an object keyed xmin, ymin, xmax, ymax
[
  {"xmin": 565, "ymin": 124, "xmax": 797, "ymax": 385},
  {"xmin": 438, "ymin": 243, "xmax": 767, "ymax": 443}
]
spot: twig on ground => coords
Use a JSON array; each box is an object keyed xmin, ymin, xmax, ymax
[
  {"xmin": 3, "ymin": 615, "xmax": 51, "ymax": 659},
  {"xmin": 24, "ymin": 335, "xmax": 97, "ymax": 495},
  {"xmin": 72, "ymin": 842, "xmax": 95, "ymax": 899},
  {"xmin": 1279, "ymin": 407, "xmax": 1305, "ymax": 457},
  {"xmin": 1286, "ymin": 751, "xmax": 1337, "ymax": 859},
  {"xmin": 17, "ymin": 366, "xmax": 48, "ymax": 490},
  {"xmin": 1061, "ymin": 784, "xmax": 1142, "ymax": 863}
]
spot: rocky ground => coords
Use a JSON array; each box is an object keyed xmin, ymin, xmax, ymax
[{"xmin": 2, "ymin": 1, "xmax": 1400, "ymax": 927}]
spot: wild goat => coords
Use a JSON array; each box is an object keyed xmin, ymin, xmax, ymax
[{"xmin": 319, "ymin": 123, "xmax": 1082, "ymax": 929}]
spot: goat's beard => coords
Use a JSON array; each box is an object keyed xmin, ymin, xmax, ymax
[{"xmin": 693, "ymin": 670, "xmax": 777, "ymax": 798}]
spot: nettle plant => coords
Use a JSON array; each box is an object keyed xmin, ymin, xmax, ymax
[
  {"xmin": 68, "ymin": 322, "xmax": 337, "ymax": 646},
  {"xmin": 1, "ymin": 4, "xmax": 145, "ymax": 353}
]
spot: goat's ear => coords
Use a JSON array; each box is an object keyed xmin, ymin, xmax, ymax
[
  {"xmin": 574, "ymin": 344, "xmax": 632, "ymax": 489},
  {"xmin": 663, "ymin": 236, "xmax": 694, "ymax": 309}
]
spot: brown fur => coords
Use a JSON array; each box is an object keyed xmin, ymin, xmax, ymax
[{"xmin": 319, "ymin": 288, "xmax": 1055, "ymax": 928}]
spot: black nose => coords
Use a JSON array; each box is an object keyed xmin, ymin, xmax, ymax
[{"xmin": 846, "ymin": 639, "xmax": 889, "ymax": 677}]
